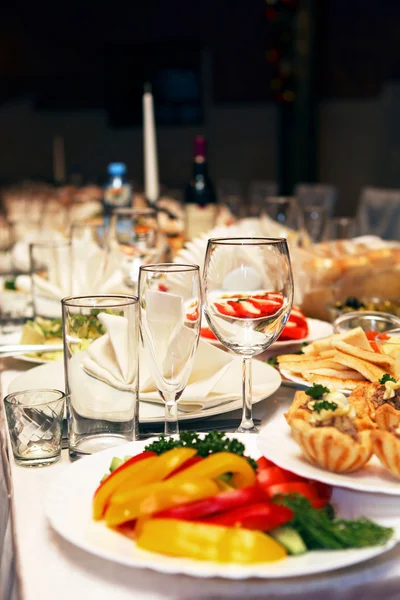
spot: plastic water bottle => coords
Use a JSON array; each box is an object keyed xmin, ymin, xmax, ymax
[{"xmin": 103, "ymin": 163, "xmax": 132, "ymax": 222}]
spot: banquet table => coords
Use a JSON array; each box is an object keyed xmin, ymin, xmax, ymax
[{"xmin": 2, "ymin": 357, "xmax": 400, "ymax": 600}]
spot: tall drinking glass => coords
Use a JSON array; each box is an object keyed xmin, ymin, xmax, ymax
[
  {"xmin": 138, "ymin": 264, "xmax": 202, "ymax": 436},
  {"xmin": 62, "ymin": 295, "xmax": 139, "ymax": 459},
  {"xmin": 203, "ymin": 238, "xmax": 293, "ymax": 433},
  {"xmin": 30, "ymin": 240, "xmax": 72, "ymax": 319},
  {"xmin": 109, "ymin": 208, "xmax": 160, "ymax": 290}
]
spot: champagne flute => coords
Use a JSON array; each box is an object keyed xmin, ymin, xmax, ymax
[
  {"xmin": 203, "ymin": 238, "xmax": 293, "ymax": 433},
  {"xmin": 109, "ymin": 208, "xmax": 160, "ymax": 290},
  {"xmin": 138, "ymin": 263, "xmax": 202, "ymax": 436}
]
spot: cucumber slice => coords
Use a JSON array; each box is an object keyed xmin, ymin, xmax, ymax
[
  {"xmin": 110, "ymin": 457, "xmax": 124, "ymax": 472},
  {"xmin": 270, "ymin": 526, "xmax": 307, "ymax": 555}
]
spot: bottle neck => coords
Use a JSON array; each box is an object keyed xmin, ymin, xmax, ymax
[{"xmin": 193, "ymin": 156, "xmax": 208, "ymax": 177}]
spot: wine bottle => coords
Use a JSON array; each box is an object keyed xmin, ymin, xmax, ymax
[{"xmin": 184, "ymin": 136, "xmax": 218, "ymax": 240}]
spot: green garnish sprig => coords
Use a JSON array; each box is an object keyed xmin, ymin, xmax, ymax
[
  {"xmin": 312, "ymin": 400, "xmax": 338, "ymax": 413},
  {"xmin": 379, "ymin": 373, "xmax": 396, "ymax": 384},
  {"xmin": 305, "ymin": 383, "xmax": 330, "ymax": 400},
  {"xmin": 145, "ymin": 431, "xmax": 258, "ymax": 470},
  {"xmin": 274, "ymin": 495, "xmax": 394, "ymax": 550}
]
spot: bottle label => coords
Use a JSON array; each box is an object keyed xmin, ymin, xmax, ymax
[
  {"xmin": 104, "ymin": 184, "xmax": 132, "ymax": 207},
  {"xmin": 185, "ymin": 204, "xmax": 218, "ymax": 240}
]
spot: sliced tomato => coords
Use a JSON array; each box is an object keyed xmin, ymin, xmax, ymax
[
  {"xmin": 228, "ymin": 300, "xmax": 262, "ymax": 319},
  {"xmin": 165, "ymin": 455, "xmax": 203, "ymax": 479},
  {"xmin": 186, "ymin": 308, "xmax": 199, "ymax": 322},
  {"xmin": 214, "ymin": 302, "xmax": 237, "ymax": 318},
  {"xmin": 309, "ymin": 480, "xmax": 333, "ymax": 502},
  {"xmin": 158, "ymin": 283, "xmax": 168, "ymax": 292},
  {"xmin": 266, "ymin": 482, "xmax": 327, "ymax": 508},
  {"xmin": 257, "ymin": 466, "xmax": 304, "ymax": 489},
  {"xmin": 247, "ymin": 298, "xmax": 282, "ymax": 316},
  {"xmin": 201, "ymin": 502, "xmax": 293, "ymax": 531},
  {"xmin": 279, "ymin": 317, "xmax": 309, "ymax": 341},
  {"xmin": 155, "ymin": 485, "xmax": 266, "ymax": 520}
]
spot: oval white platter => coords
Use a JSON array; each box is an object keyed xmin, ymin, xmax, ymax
[
  {"xmin": 45, "ymin": 433, "xmax": 399, "ymax": 580},
  {"xmin": 258, "ymin": 415, "xmax": 400, "ymax": 495}
]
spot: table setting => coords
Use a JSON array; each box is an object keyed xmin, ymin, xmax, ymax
[
  {"xmin": 2, "ymin": 88, "xmax": 400, "ymax": 600},
  {"xmin": 2, "ymin": 202, "xmax": 400, "ymax": 600}
]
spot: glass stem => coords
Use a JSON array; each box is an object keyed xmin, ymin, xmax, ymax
[
  {"xmin": 164, "ymin": 395, "xmax": 179, "ymax": 437},
  {"xmin": 237, "ymin": 356, "xmax": 258, "ymax": 433}
]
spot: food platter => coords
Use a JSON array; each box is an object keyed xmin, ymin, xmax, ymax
[
  {"xmin": 45, "ymin": 433, "xmax": 399, "ymax": 579},
  {"xmin": 258, "ymin": 415, "xmax": 400, "ymax": 495}
]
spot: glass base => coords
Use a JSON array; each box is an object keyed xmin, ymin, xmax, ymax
[
  {"xmin": 69, "ymin": 433, "xmax": 132, "ymax": 460},
  {"xmin": 14, "ymin": 454, "xmax": 61, "ymax": 467},
  {"xmin": 236, "ymin": 422, "xmax": 259, "ymax": 434}
]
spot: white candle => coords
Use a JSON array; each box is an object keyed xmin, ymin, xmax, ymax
[
  {"xmin": 53, "ymin": 135, "xmax": 66, "ymax": 184},
  {"xmin": 143, "ymin": 85, "xmax": 159, "ymax": 202}
]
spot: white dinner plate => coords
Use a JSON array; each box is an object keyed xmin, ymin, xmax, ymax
[
  {"xmin": 279, "ymin": 369, "xmax": 351, "ymax": 395},
  {"xmin": 45, "ymin": 433, "xmax": 399, "ymax": 580},
  {"xmin": 200, "ymin": 318, "xmax": 333, "ymax": 349},
  {"xmin": 258, "ymin": 415, "xmax": 400, "ymax": 495},
  {"xmin": 7, "ymin": 359, "xmax": 281, "ymax": 424}
]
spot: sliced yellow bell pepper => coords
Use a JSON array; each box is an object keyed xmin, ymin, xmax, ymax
[
  {"xmin": 136, "ymin": 518, "xmax": 287, "ymax": 564},
  {"xmin": 93, "ymin": 447, "xmax": 197, "ymax": 520},
  {"xmin": 169, "ymin": 452, "xmax": 256, "ymax": 488},
  {"xmin": 105, "ymin": 478, "xmax": 219, "ymax": 527}
]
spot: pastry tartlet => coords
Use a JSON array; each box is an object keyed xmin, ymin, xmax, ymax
[
  {"xmin": 371, "ymin": 428, "xmax": 400, "ymax": 478},
  {"xmin": 351, "ymin": 379, "xmax": 400, "ymax": 430},
  {"xmin": 288, "ymin": 392, "xmax": 373, "ymax": 473}
]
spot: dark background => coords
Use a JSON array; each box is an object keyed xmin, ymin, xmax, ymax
[{"xmin": 1, "ymin": 0, "xmax": 400, "ymax": 214}]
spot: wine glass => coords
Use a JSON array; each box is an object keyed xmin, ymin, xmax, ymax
[
  {"xmin": 109, "ymin": 208, "xmax": 160, "ymax": 290},
  {"xmin": 138, "ymin": 263, "xmax": 202, "ymax": 436},
  {"xmin": 203, "ymin": 238, "xmax": 293, "ymax": 433},
  {"xmin": 263, "ymin": 196, "xmax": 306, "ymax": 246}
]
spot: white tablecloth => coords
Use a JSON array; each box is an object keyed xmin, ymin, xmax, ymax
[{"xmin": 2, "ymin": 358, "xmax": 400, "ymax": 600}]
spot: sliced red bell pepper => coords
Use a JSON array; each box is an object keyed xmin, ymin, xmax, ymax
[
  {"xmin": 265, "ymin": 482, "xmax": 328, "ymax": 508},
  {"xmin": 214, "ymin": 302, "xmax": 237, "ymax": 318},
  {"xmin": 155, "ymin": 485, "xmax": 266, "ymax": 521},
  {"xmin": 257, "ymin": 466, "xmax": 304, "ymax": 489},
  {"xmin": 201, "ymin": 502, "xmax": 293, "ymax": 531},
  {"xmin": 256, "ymin": 456, "xmax": 275, "ymax": 470}
]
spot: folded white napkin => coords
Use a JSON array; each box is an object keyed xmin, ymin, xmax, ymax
[
  {"xmin": 69, "ymin": 313, "xmax": 138, "ymax": 422},
  {"xmin": 83, "ymin": 325, "xmax": 274, "ymax": 413}
]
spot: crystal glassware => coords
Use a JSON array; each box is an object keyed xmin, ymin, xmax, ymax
[
  {"xmin": 302, "ymin": 204, "xmax": 329, "ymax": 243},
  {"xmin": 29, "ymin": 239, "xmax": 72, "ymax": 319},
  {"xmin": 62, "ymin": 295, "xmax": 139, "ymax": 459},
  {"xmin": 323, "ymin": 217, "xmax": 357, "ymax": 241},
  {"xmin": 203, "ymin": 237, "xmax": 293, "ymax": 433},
  {"xmin": 138, "ymin": 263, "xmax": 202, "ymax": 436},
  {"xmin": 109, "ymin": 208, "xmax": 160, "ymax": 290},
  {"xmin": 3, "ymin": 389, "xmax": 65, "ymax": 467}
]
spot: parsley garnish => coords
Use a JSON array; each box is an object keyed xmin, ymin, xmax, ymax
[
  {"xmin": 312, "ymin": 400, "xmax": 338, "ymax": 413},
  {"xmin": 379, "ymin": 373, "xmax": 396, "ymax": 384},
  {"xmin": 305, "ymin": 383, "xmax": 330, "ymax": 400},
  {"xmin": 274, "ymin": 495, "xmax": 393, "ymax": 550},
  {"xmin": 145, "ymin": 431, "xmax": 258, "ymax": 470},
  {"xmin": 267, "ymin": 356, "xmax": 278, "ymax": 367}
]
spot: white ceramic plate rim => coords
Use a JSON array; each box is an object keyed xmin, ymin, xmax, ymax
[
  {"xmin": 280, "ymin": 369, "xmax": 350, "ymax": 395},
  {"xmin": 45, "ymin": 434, "xmax": 399, "ymax": 580},
  {"xmin": 258, "ymin": 415, "xmax": 400, "ymax": 495},
  {"xmin": 7, "ymin": 360, "xmax": 281, "ymax": 424}
]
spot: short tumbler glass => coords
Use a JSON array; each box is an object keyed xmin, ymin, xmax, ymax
[
  {"xmin": 62, "ymin": 295, "xmax": 139, "ymax": 459},
  {"xmin": 3, "ymin": 389, "xmax": 65, "ymax": 467}
]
